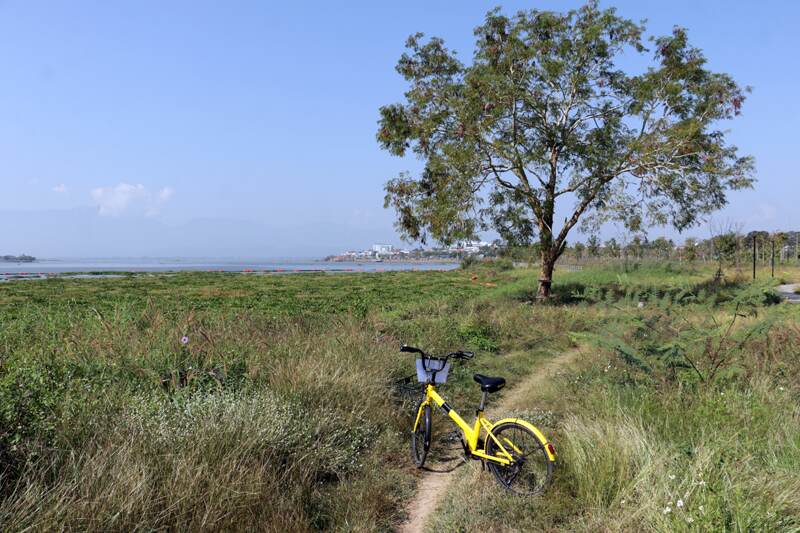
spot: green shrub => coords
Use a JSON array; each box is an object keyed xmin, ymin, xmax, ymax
[
  {"xmin": 460, "ymin": 255, "xmax": 478, "ymax": 269},
  {"xmin": 457, "ymin": 321, "xmax": 499, "ymax": 353}
]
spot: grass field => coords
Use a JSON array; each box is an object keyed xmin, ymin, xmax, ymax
[{"xmin": 1, "ymin": 262, "xmax": 798, "ymax": 531}]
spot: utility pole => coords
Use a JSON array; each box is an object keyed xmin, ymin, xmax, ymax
[
  {"xmin": 771, "ymin": 239, "xmax": 775, "ymax": 278},
  {"xmin": 752, "ymin": 234, "xmax": 756, "ymax": 280}
]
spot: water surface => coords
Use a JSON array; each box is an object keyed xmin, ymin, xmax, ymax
[{"xmin": 0, "ymin": 257, "xmax": 458, "ymax": 281}]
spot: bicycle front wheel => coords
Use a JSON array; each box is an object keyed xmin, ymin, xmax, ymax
[
  {"xmin": 486, "ymin": 421, "xmax": 553, "ymax": 495},
  {"xmin": 411, "ymin": 403, "xmax": 431, "ymax": 468}
]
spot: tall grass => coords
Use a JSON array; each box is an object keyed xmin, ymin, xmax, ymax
[
  {"xmin": 429, "ymin": 269, "xmax": 800, "ymax": 532},
  {"xmin": 1, "ymin": 265, "xmax": 798, "ymax": 531},
  {"xmin": 0, "ymin": 310, "xmax": 413, "ymax": 530},
  {"xmin": 0, "ymin": 267, "xmax": 552, "ymax": 531}
]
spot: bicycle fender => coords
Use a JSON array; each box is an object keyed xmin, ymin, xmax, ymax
[{"xmin": 486, "ymin": 418, "xmax": 556, "ymax": 462}]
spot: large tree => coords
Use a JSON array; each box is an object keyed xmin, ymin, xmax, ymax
[{"xmin": 377, "ymin": 2, "xmax": 754, "ymax": 297}]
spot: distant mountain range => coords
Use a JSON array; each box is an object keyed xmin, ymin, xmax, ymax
[{"xmin": 1, "ymin": 254, "xmax": 36, "ymax": 262}]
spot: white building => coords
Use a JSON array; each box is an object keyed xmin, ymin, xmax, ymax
[
  {"xmin": 449, "ymin": 240, "xmax": 491, "ymax": 253},
  {"xmin": 372, "ymin": 244, "xmax": 393, "ymax": 255}
]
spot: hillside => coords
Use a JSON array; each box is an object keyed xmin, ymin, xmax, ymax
[{"xmin": 1, "ymin": 254, "xmax": 35, "ymax": 262}]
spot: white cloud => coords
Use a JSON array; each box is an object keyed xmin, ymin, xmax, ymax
[
  {"xmin": 157, "ymin": 187, "xmax": 175, "ymax": 202},
  {"xmin": 52, "ymin": 183, "xmax": 68, "ymax": 194},
  {"xmin": 91, "ymin": 183, "xmax": 174, "ymax": 216},
  {"xmin": 91, "ymin": 183, "xmax": 147, "ymax": 216}
]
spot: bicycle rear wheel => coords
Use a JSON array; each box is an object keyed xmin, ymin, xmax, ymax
[
  {"xmin": 486, "ymin": 421, "xmax": 553, "ymax": 495},
  {"xmin": 411, "ymin": 403, "xmax": 431, "ymax": 467}
]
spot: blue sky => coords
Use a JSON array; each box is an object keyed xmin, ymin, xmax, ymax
[{"xmin": 1, "ymin": 0, "xmax": 798, "ymax": 257}]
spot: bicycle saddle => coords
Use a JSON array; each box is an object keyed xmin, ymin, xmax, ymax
[{"xmin": 473, "ymin": 374, "xmax": 506, "ymax": 393}]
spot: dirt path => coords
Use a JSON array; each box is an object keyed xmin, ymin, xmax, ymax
[
  {"xmin": 497, "ymin": 347, "xmax": 582, "ymax": 412},
  {"xmin": 397, "ymin": 347, "xmax": 582, "ymax": 533},
  {"xmin": 398, "ymin": 451, "xmax": 464, "ymax": 533}
]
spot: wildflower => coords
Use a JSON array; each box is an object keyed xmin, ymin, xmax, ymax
[
  {"xmin": 637, "ymin": 301, "xmax": 644, "ymax": 308},
  {"xmin": 699, "ymin": 505, "xmax": 704, "ymax": 512},
  {"xmin": 677, "ymin": 499, "xmax": 684, "ymax": 508},
  {"xmin": 620, "ymin": 499, "xmax": 626, "ymax": 505},
  {"xmin": 669, "ymin": 474, "xmax": 676, "ymax": 480},
  {"xmin": 778, "ymin": 386, "xmax": 785, "ymax": 391},
  {"xmin": 181, "ymin": 336, "xmax": 189, "ymax": 345},
  {"xmin": 663, "ymin": 506, "xmax": 672, "ymax": 514},
  {"xmin": 687, "ymin": 517, "xmax": 694, "ymax": 523}
]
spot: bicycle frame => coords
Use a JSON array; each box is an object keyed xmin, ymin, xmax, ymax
[
  {"xmin": 414, "ymin": 383, "xmax": 516, "ymax": 465},
  {"xmin": 406, "ymin": 345, "xmax": 556, "ymax": 467}
]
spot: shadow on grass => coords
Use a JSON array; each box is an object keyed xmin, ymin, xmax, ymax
[
  {"xmin": 498, "ymin": 281, "xmax": 591, "ymax": 305},
  {"xmin": 507, "ymin": 277, "xmax": 771, "ymax": 307}
]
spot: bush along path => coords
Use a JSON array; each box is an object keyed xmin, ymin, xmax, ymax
[{"xmin": 398, "ymin": 347, "xmax": 582, "ymax": 533}]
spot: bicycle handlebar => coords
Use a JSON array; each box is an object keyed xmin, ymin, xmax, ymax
[
  {"xmin": 400, "ymin": 345, "xmax": 474, "ymax": 367},
  {"xmin": 400, "ymin": 345, "xmax": 425, "ymax": 356}
]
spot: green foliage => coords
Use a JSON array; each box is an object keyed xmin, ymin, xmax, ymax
[
  {"xmin": 0, "ymin": 270, "xmax": 482, "ymax": 318},
  {"xmin": 683, "ymin": 237, "xmax": 699, "ymax": 260},
  {"xmin": 128, "ymin": 391, "xmax": 377, "ymax": 479},
  {"xmin": 712, "ymin": 231, "xmax": 740, "ymax": 265},
  {"xmin": 573, "ymin": 242, "xmax": 585, "ymax": 260},
  {"xmin": 586, "ymin": 235, "xmax": 601, "ymax": 257},
  {"xmin": 457, "ymin": 321, "xmax": 500, "ymax": 353},
  {"xmin": 378, "ymin": 1, "xmax": 754, "ymax": 296},
  {"xmin": 460, "ymin": 256, "xmax": 514, "ymax": 273},
  {"xmin": 605, "ymin": 237, "xmax": 621, "ymax": 258},
  {"xmin": 0, "ymin": 357, "xmax": 65, "ymax": 466},
  {"xmin": 0, "ymin": 270, "xmax": 505, "ymax": 529},
  {"xmin": 459, "ymin": 254, "xmax": 478, "ymax": 269},
  {"xmin": 2, "ymin": 264, "xmax": 799, "ymax": 530},
  {"xmin": 576, "ymin": 278, "xmax": 781, "ymax": 384},
  {"xmin": 498, "ymin": 244, "xmax": 538, "ymax": 262},
  {"xmin": 429, "ymin": 268, "xmax": 800, "ymax": 532},
  {"xmin": 487, "ymin": 257, "xmax": 514, "ymax": 272}
]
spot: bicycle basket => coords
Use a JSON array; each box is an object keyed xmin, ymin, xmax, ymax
[{"xmin": 416, "ymin": 357, "xmax": 450, "ymax": 383}]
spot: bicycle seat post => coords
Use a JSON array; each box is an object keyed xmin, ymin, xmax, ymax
[{"xmin": 477, "ymin": 390, "xmax": 488, "ymax": 415}]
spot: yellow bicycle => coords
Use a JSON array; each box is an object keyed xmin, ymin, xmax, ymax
[{"xmin": 402, "ymin": 345, "xmax": 556, "ymax": 495}]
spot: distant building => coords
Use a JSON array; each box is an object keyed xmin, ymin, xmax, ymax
[
  {"xmin": 448, "ymin": 240, "xmax": 491, "ymax": 253},
  {"xmin": 372, "ymin": 244, "xmax": 393, "ymax": 255}
]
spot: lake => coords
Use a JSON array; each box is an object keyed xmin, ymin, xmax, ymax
[{"xmin": 0, "ymin": 257, "xmax": 459, "ymax": 280}]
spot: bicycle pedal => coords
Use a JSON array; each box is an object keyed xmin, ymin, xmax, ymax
[{"xmin": 459, "ymin": 438, "xmax": 470, "ymax": 457}]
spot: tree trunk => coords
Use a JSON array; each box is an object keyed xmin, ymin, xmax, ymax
[{"xmin": 537, "ymin": 248, "xmax": 556, "ymax": 299}]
